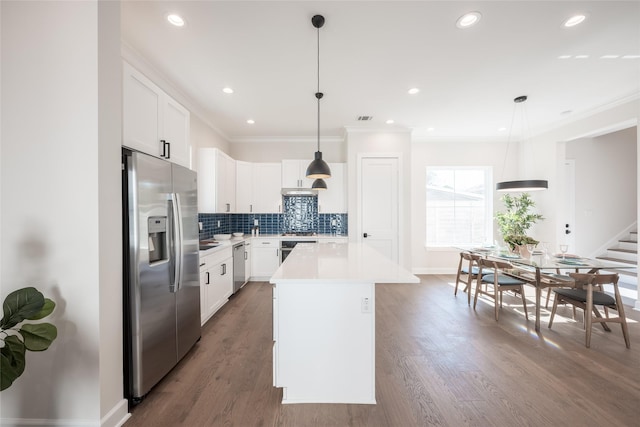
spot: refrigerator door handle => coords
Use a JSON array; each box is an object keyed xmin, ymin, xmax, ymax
[{"xmin": 170, "ymin": 193, "xmax": 183, "ymax": 292}]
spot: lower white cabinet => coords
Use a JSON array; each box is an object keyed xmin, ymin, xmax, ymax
[
  {"xmin": 199, "ymin": 247, "xmax": 233, "ymax": 325},
  {"xmin": 251, "ymin": 238, "xmax": 280, "ymax": 280},
  {"xmin": 244, "ymin": 241, "xmax": 252, "ymax": 281}
]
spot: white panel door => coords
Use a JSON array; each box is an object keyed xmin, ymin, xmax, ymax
[
  {"xmin": 236, "ymin": 161, "xmax": 253, "ymax": 213},
  {"xmin": 562, "ymin": 159, "xmax": 576, "ymax": 252},
  {"xmin": 360, "ymin": 157, "xmax": 399, "ymax": 262}
]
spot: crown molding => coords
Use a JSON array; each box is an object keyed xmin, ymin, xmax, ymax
[
  {"xmin": 229, "ymin": 135, "xmax": 345, "ymax": 144},
  {"xmin": 344, "ymin": 126, "xmax": 413, "ymax": 134}
]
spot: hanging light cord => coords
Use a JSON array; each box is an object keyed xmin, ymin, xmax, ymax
[
  {"xmin": 500, "ymin": 104, "xmax": 518, "ymax": 181},
  {"xmin": 316, "ymin": 23, "xmax": 322, "ymax": 152}
]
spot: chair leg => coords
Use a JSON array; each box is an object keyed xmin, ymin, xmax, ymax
[
  {"xmin": 545, "ymin": 287, "xmax": 552, "ymax": 309},
  {"xmin": 592, "ymin": 306, "xmax": 612, "ymax": 332},
  {"xmin": 473, "ymin": 279, "xmax": 481, "ymax": 310},
  {"xmin": 548, "ymin": 295, "xmax": 560, "ymax": 328},
  {"xmin": 467, "ymin": 276, "xmax": 475, "ymax": 306},
  {"xmin": 494, "ymin": 285, "xmax": 500, "ymax": 321},
  {"xmin": 520, "ymin": 286, "xmax": 528, "ymax": 321}
]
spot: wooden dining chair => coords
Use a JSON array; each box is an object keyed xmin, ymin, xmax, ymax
[
  {"xmin": 473, "ymin": 258, "xmax": 529, "ymax": 321},
  {"xmin": 454, "ymin": 252, "xmax": 481, "ymax": 305},
  {"xmin": 548, "ymin": 273, "xmax": 630, "ymax": 348}
]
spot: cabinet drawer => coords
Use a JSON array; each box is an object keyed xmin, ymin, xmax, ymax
[
  {"xmin": 253, "ymin": 238, "xmax": 279, "ymax": 247},
  {"xmin": 199, "ymin": 247, "xmax": 232, "ymax": 271}
]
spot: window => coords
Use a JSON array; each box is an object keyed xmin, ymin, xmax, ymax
[{"xmin": 426, "ymin": 167, "xmax": 492, "ymax": 247}]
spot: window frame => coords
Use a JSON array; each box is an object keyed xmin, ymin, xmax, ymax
[{"xmin": 425, "ymin": 166, "xmax": 493, "ymax": 248}]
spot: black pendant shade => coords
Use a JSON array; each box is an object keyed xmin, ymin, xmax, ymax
[
  {"xmin": 306, "ymin": 151, "xmax": 331, "ymax": 180},
  {"xmin": 311, "ymin": 178, "xmax": 327, "ymax": 190},
  {"xmin": 306, "ymin": 14, "xmax": 331, "ymax": 181},
  {"xmin": 496, "ymin": 179, "xmax": 548, "ymax": 192}
]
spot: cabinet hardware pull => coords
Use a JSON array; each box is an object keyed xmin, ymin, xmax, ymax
[
  {"xmin": 245, "ymin": 251, "xmax": 248, "ymax": 260},
  {"xmin": 250, "ymin": 204, "xmax": 253, "ymax": 213},
  {"xmin": 165, "ymin": 141, "xmax": 170, "ymax": 159},
  {"xmin": 206, "ymin": 271, "xmax": 210, "ymax": 284},
  {"xmin": 161, "ymin": 140, "xmax": 167, "ymax": 157},
  {"xmin": 221, "ymin": 263, "xmax": 226, "ymax": 275}
]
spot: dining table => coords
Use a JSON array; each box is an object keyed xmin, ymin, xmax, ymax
[{"xmin": 463, "ymin": 247, "xmax": 634, "ymax": 332}]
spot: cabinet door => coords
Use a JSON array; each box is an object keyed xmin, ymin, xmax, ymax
[
  {"xmin": 253, "ymin": 163, "xmax": 282, "ymax": 213},
  {"xmin": 200, "ymin": 270, "xmax": 210, "ymax": 325},
  {"xmin": 282, "ymin": 160, "xmax": 313, "ymax": 188},
  {"xmin": 123, "ymin": 62, "xmax": 163, "ymax": 157},
  {"xmin": 216, "ymin": 151, "xmax": 235, "ymax": 213},
  {"xmin": 251, "ymin": 243, "xmax": 280, "ymax": 278},
  {"xmin": 319, "ymin": 163, "xmax": 347, "ymax": 213},
  {"xmin": 163, "ymin": 97, "xmax": 191, "ymax": 168},
  {"xmin": 197, "ymin": 148, "xmax": 216, "ymax": 213},
  {"xmin": 236, "ymin": 161, "xmax": 253, "ymax": 213},
  {"xmin": 209, "ymin": 258, "xmax": 232, "ymax": 315}
]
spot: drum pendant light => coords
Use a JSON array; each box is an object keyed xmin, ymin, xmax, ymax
[
  {"xmin": 496, "ymin": 95, "xmax": 548, "ymax": 192},
  {"xmin": 306, "ymin": 14, "xmax": 331, "ymax": 181}
]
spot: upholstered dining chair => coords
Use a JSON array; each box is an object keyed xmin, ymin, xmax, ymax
[
  {"xmin": 548, "ymin": 273, "xmax": 630, "ymax": 348},
  {"xmin": 454, "ymin": 251, "xmax": 482, "ymax": 305},
  {"xmin": 473, "ymin": 258, "xmax": 529, "ymax": 321}
]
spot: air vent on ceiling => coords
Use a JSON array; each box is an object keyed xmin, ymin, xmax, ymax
[{"xmin": 357, "ymin": 116, "xmax": 373, "ymax": 121}]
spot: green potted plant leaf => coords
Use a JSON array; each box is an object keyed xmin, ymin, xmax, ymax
[
  {"xmin": 495, "ymin": 193, "xmax": 544, "ymax": 253},
  {"xmin": 0, "ymin": 287, "xmax": 57, "ymax": 391}
]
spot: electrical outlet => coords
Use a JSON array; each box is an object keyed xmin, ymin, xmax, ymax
[
  {"xmin": 198, "ymin": 222, "xmax": 203, "ymax": 231},
  {"xmin": 217, "ymin": 220, "xmax": 221, "ymax": 227},
  {"xmin": 361, "ymin": 297, "xmax": 371, "ymax": 313},
  {"xmin": 254, "ymin": 219, "xmax": 259, "ymax": 226}
]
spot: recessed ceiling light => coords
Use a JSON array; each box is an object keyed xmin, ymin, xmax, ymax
[
  {"xmin": 427, "ymin": 127, "xmax": 435, "ymax": 132},
  {"xmin": 600, "ymin": 55, "xmax": 619, "ymax": 59},
  {"xmin": 574, "ymin": 55, "xmax": 589, "ymax": 59},
  {"xmin": 456, "ymin": 12, "xmax": 482, "ymax": 29},
  {"xmin": 558, "ymin": 55, "xmax": 572, "ymax": 59},
  {"xmin": 563, "ymin": 14, "xmax": 586, "ymax": 28},
  {"xmin": 408, "ymin": 88, "xmax": 420, "ymax": 95},
  {"xmin": 246, "ymin": 119, "xmax": 255, "ymax": 124},
  {"xmin": 622, "ymin": 54, "xmax": 640, "ymax": 59},
  {"xmin": 498, "ymin": 127, "xmax": 507, "ymax": 132},
  {"xmin": 222, "ymin": 87, "xmax": 234, "ymax": 94},
  {"xmin": 167, "ymin": 14, "xmax": 185, "ymax": 27},
  {"xmin": 385, "ymin": 119, "xmax": 394, "ymax": 124}
]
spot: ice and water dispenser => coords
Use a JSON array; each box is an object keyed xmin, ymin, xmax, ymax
[{"xmin": 148, "ymin": 216, "xmax": 168, "ymax": 264}]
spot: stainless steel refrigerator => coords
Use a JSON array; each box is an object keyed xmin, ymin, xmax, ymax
[{"xmin": 122, "ymin": 149, "xmax": 200, "ymax": 403}]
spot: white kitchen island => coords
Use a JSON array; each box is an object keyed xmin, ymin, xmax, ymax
[{"xmin": 270, "ymin": 242, "xmax": 419, "ymax": 404}]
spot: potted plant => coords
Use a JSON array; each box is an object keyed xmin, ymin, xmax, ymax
[
  {"xmin": 495, "ymin": 193, "xmax": 544, "ymax": 254},
  {"xmin": 0, "ymin": 287, "xmax": 57, "ymax": 391}
]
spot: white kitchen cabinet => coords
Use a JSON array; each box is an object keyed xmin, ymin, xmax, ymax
[
  {"xmin": 318, "ymin": 163, "xmax": 347, "ymax": 213},
  {"xmin": 199, "ymin": 248, "xmax": 233, "ymax": 325},
  {"xmin": 252, "ymin": 163, "xmax": 282, "ymax": 213},
  {"xmin": 251, "ymin": 238, "xmax": 280, "ymax": 280},
  {"xmin": 123, "ymin": 61, "xmax": 191, "ymax": 168},
  {"xmin": 236, "ymin": 160, "xmax": 253, "ymax": 213},
  {"xmin": 282, "ymin": 159, "xmax": 314, "ymax": 188},
  {"xmin": 197, "ymin": 148, "xmax": 236, "ymax": 213}
]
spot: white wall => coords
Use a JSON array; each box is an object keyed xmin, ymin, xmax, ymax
[
  {"xmin": 1, "ymin": 1, "xmax": 126, "ymax": 426},
  {"xmin": 410, "ymin": 139, "xmax": 520, "ymax": 273},
  {"xmin": 566, "ymin": 127, "xmax": 637, "ymax": 255},
  {"xmin": 230, "ymin": 138, "xmax": 346, "ymax": 163}
]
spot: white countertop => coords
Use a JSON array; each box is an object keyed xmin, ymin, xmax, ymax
[
  {"xmin": 270, "ymin": 242, "xmax": 419, "ymax": 284},
  {"xmin": 199, "ymin": 234, "xmax": 348, "ymax": 255}
]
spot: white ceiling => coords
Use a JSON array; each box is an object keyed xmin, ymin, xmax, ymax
[{"xmin": 121, "ymin": 1, "xmax": 640, "ymax": 143}]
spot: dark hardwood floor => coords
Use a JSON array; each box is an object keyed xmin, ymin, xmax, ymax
[{"xmin": 125, "ymin": 276, "xmax": 640, "ymax": 426}]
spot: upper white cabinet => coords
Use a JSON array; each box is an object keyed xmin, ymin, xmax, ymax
[
  {"xmin": 122, "ymin": 61, "xmax": 190, "ymax": 168},
  {"xmin": 319, "ymin": 163, "xmax": 347, "ymax": 213},
  {"xmin": 282, "ymin": 159, "xmax": 314, "ymax": 188},
  {"xmin": 252, "ymin": 163, "xmax": 282, "ymax": 213},
  {"xmin": 198, "ymin": 148, "xmax": 236, "ymax": 213},
  {"xmin": 235, "ymin": 160, "xmax": 253, "ymax": 213}
]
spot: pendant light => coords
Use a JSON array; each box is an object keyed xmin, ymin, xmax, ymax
[
  {"xmin": 306, "ymin": 14, "xmax": 331, "ymax": 181},
  {"xmin": 311, "ymin": 178, "xmax": 327, "ymax": 190},
  {"xmin": 496, "ymin": 95, "xmax": 548, "ymax": 192}
]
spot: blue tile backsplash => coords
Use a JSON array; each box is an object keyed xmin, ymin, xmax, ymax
[{"xmin": 199, "ymin": 196, "xmax": 347, "ymax": 239}]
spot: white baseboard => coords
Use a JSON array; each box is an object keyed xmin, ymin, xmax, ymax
[{"xmin": 103, "ymin": 399, "xmax": 130, "ymax": 427}]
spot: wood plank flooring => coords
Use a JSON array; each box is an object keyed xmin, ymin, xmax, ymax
[{"xmin": 125, "ymin": 275, "xmax": 640, "ymax": 426}]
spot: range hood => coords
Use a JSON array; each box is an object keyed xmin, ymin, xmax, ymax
[{"xmin": 281, "ymin": 188, "xmax": 318, "ymax": 196}]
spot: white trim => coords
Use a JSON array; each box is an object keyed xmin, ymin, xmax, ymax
[
  {"xmin": 345, "ymin": 126, "xmax": 412, "ymax": 134},
  {"xmin": 587, "ymin": 222, "xmax": 638, "ymax": 259},
  {"xmin": 103, "ymin": 400, "xmax": 130, "ymax": 427}
]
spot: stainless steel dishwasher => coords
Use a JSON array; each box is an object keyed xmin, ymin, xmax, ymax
[{"xmin": 232, "ymin": 242, "xmax": 246, "ymax": 294}]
